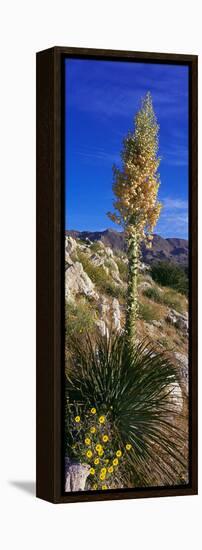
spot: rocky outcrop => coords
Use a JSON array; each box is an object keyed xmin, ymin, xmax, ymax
[
  {"xmin": 173, "ymin": 352, "xmax": 189, "ymax": 394},
  {"xmin": 65, "ymin": 261, "xmax": 99, "ymax": 302},
  {"xmin": 65, "ymin": 236, "xmax": 77, "ymax": 255},
  {"xmin": 97, "ymin": 296, "xmax": 122, "ymax": 335},
  {"xmin": 65, "ymin": 459, "xmax": 90, "ymax": 492},
  {"xmin": 112, "ymin": 298, "xmax": 122, "ymax": 332},
  {"xmin": 166, "ymin": 309, "xmax": 188, "ymax": 335},
  {"xmin": 65, "ymin": 229, "xmax": 188, "ymax": 266},
  {"xmin": 167, "ymin": 382, "xmax": 183, "ymax": 412}
]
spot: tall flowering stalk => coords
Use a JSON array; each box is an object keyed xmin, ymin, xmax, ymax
[{"xmin": 108, "ymin": 92, "xmax": 162, "ymax": 344}]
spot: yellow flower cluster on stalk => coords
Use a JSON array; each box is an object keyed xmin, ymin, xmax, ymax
[
  {"xmin": 108, "ymin": 92, "xmax": 162, "ymax": 342},
  {"xmin": 72, "ymin": 407, "xmax": 133, "ymax": 491},
  {"xmin": 108, "ymin": 92, "xmax": 162, "ymax": 246}
]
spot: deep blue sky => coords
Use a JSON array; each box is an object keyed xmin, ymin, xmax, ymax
[{"xmin": 65, "ymin": 58, "xmax": 189, "ymax": 239}]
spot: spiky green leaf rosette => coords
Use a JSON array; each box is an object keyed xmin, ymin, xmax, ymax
[{"xmin": 65, "ymin": 333, "xmax": 187, "ymax": 489}]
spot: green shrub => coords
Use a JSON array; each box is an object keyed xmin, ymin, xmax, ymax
[
  {"xmin": 143, "ymin": 286, "xmax": 162, "ymax": 303},
  {"xmin": 65, "ymin": 299, "xmax": 96, "ymax": 338},
  {"xmin": 65, "ymin": 333, "xmax": 186, "ymax": 489},
  {"xmin": 162, "ymin": 290, "xmax": 184, "ymax": 313},
  {"xmin": 139, "ymin": 301, "xmax": 161, "ymax": 322},
  {"xmin": 90, "ymin": 241, "xmax": 103, "ymax": 253},
  {"xmin": 77, "ymin": 250, "xmax": 126, "ymax": 300},
  {"xmin": 151, "ymin": 262, "xmax": 188, "ymax": 296}
]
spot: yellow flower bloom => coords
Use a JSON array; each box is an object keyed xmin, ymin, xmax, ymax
[
  {"xmin": 100, "ymin": 473, "xmax": 106, "ymax": 481},
  {"xmin": 126, "ymin": 443, "xmax": 132, "ymax": 451},
  {"xmin": 105, "ymin": 459, "xmax": 109, "ymax": 464},
  {"xmin": 90, "ymin": 426, "xmax": 96, "ymax": 434},
  {"xmin": 102, "ymin": 485, "xmax": 107, "ymax": 490},
  {"xmin": 86, "ymin": 450, "xmax": 92, "ymax": 459},
  {"xmin": 113, "ymin": 458, "xmax": 118, "ymax": 466},
  {"xmin": 102, "ymin": 435, "xmax": 109, "ymax": 443},
  {"xmin": 94, "ymin": 458, "xmax": 99, "ymax": 465},
  {"xmin": 92, "ymin": 484, "xmax": 98, "ymax": 490},
  {"xmin": 90, "ymin": 407, "xmax": 96, "ymax": 415},
  {"xmin": 85, "ymin": 437, "xmax": 91, "ymax": 446},
  {"xmin": 108, "ymin": 466, "xmax": 113, "ymax": 474},
  {"xmin": 116, "ymin": 450, "xmax": 122, "ymax": 458},
  {"xmin": 101, "ymin": 467, "xmax": 107, "ymax": 475},
  {"xmin": 95, "ymin": 444, "xmax": 102, "ymax": 452},
  {"xmin": 98, "ymin": 450, "xmax": 104, "ymax": 457},
  {"xmin": 74, "ymin": 416, "xmax": 80, "ymax": 423},
  {"xmin": 90, "ymin": 468, "xmax": 95, "ymax": 475},
  {"xmin": 99, "ymin": 415, "xmax": 105, "ymax": 424}
]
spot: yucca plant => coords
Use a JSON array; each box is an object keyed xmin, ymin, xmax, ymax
[{"xmin": 65, "ymin": 332, "xmax": 187, "ymax": 489}]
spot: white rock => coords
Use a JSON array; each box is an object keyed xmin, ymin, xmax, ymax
[
  {"xmin": 98, "ymin": 296, "xmax": 110, "ymax": 317},
  {"xmin": 65, "ymin": 459, "xmax": 90, "ymax": 492},
  {"xmin": 90, "ymin": 253, "xmax": 104, "ymax": 267},
  {"xmin": 173, "ymin": 352, "xmax": 189, "ymax": 394},
  {"xmin": 166, "ymin": 309, "xmax": 188, "ymax": 334},
  {"xmin": 65, "ymin": 251, "xmax": 73, "ymax": 266},
  {"xmin": 65, "ymin": 236, "xmax": 77, "ymax": 254},
  {"xmin": 112, "ymin": 298, "xmax": 122, "ymax": 332},
  {"xmin": 167, "ymin": 382, "xmax": 183, "ymax": 412},
  {"xmin": 65, "ymin": 261, "xmax": 99, "ymax": 301},
  {"xmin": 95, "ymin": 319, "xmax": 109, "ymax": 337},
  {"xmin": 105, "ymin": 246, "xmax": 114, "ymax": 258}
]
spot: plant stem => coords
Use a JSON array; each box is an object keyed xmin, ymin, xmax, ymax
[{"xmin": 125, "ymin": 229, "xmax": 139, "ymax": 345}]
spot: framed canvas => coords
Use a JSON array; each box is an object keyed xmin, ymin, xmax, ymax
[{"xmin": 36, "ymin": 46, "xmax": 198, "ymax": 503}]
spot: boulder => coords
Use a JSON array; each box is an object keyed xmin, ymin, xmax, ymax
[
  {"xmin": 105, "ymin": 246, "xmax": 114, "ymax": 258},
  {"xmin": 89, "ymin": 253, "xmax": 104, "ymax": 267},
  {"xmin": 65, "ymin": 236, "xmax": 77, "ymax": 255},
  {"xmin": 167, "ymin": 382, "xmax": 183, "ymax": 412},
  {"xmin": 98, "ymin": 296, "xmax": 110, "ymax": 318},
  {"xmin": 166, "ymin": 309, "xmax": 188, "ymax": 335},
  {"xmin": 95, "ymin": 319, "xmax": 109, "ymax": 337},
  {"xmin": 173, "ymin": 352, "xmax": 189, "ymax": 394},
  {"xmin": 65, "ymin": 251, "xmax": 73, "ymax": 266},
  {"xmin": 65, "ymin": 459, "xmax": 90, "ymax": 492},
  {"xmin": 65, "ymin": 261, "xmax": 99, "ymax": 301},
  {"xmin": 112, "ymin": 298, "xmax": 122, "ymax": 332}
]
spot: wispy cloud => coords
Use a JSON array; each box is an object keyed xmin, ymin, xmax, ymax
[
  {"xmin": 162, "ymin": 197, "xmax": 188, "ymax": 210},
  {"xmin": 157, "ymin": 196, "xmax": 188, "ymax": 238}
]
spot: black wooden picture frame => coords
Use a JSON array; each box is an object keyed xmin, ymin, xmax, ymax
[{"xmin": 36, "ymin": 46, "xmax": 198, "ymax": 504}]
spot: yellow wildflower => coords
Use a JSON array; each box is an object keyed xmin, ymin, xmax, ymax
[
  {"xmin": 101, "ymin": 467, "xmax": 107, "ymax": 475},
  {"xmin": 99, "ymin": 415, "xmax": 105, "ymax": 424},
  {"xmin": 85, "ymin": 437, "xmax": 91, "ymax": 446},
  {"xmin": 126, "ymin": 443, "xmax": 132, "ymax": 451},
  {"xmin": 95, "ymin": 444, "xmax": 102, "ymax": 452},
  {"xmin": 108, "ymin": 466, "xmax": 113, "ymax": 474},
  {"xmin": 86, "ymin": 450, "xmax": 92, "ymax": 459},
  {"xmin": 90, "ymin": 427, "xmax": 96, "ymax": 434},
  {"xmin": 94, "ymin": 458, "xmax": 99, "ymax": 465},
  {"xmin": 93, "ymin": 484, "xmax": 98, "ymax": 490},
  {"xmin": 102, "ymin": 485, "xmax": 107, "ymax": 490},
  {"xmin": 102, "ymin": 435, "xmax": 109, "ymax": 443},
  {"xmin": 113, "ymin": 458, "xmax": 118, "ymax": 466},
  {"xmin": 100, "ymin": 473, "xmax": 106, "ymax": 481},
  {"xmin": 90, "ymin": 468, "xmax": 95, "ymax": 475},
  {"xmin": 74, "ymin": 416, "xmax": 80, "ymax": 423},
  {"xmin": 116, "ymin": 450, "xmax": 122, "ymax": 458},
  {"xmin": 98, "ymin": 450, "xmax": 104, "ymax": 457},
  {"xmin": 90, "ymin": 407, "xmax": 96, "ymax": 415}
]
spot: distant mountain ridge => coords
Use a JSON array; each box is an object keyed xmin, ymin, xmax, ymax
[{"xmin": 65, "ymin": 229, "xmax": 188, "ymax": 266}]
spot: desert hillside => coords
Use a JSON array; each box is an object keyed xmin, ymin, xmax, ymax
[
  {"xmin": 65, "ymin": 234, "xmax": 188, "ymax": 396},
  {"xmin": 65, "ymin": 229, "xmax": 188, "ymax": 266}
]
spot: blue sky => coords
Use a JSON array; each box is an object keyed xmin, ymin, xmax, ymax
[{"xmin": 65, "ymin": 58, "xmax": 189, "ymax": 239}]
